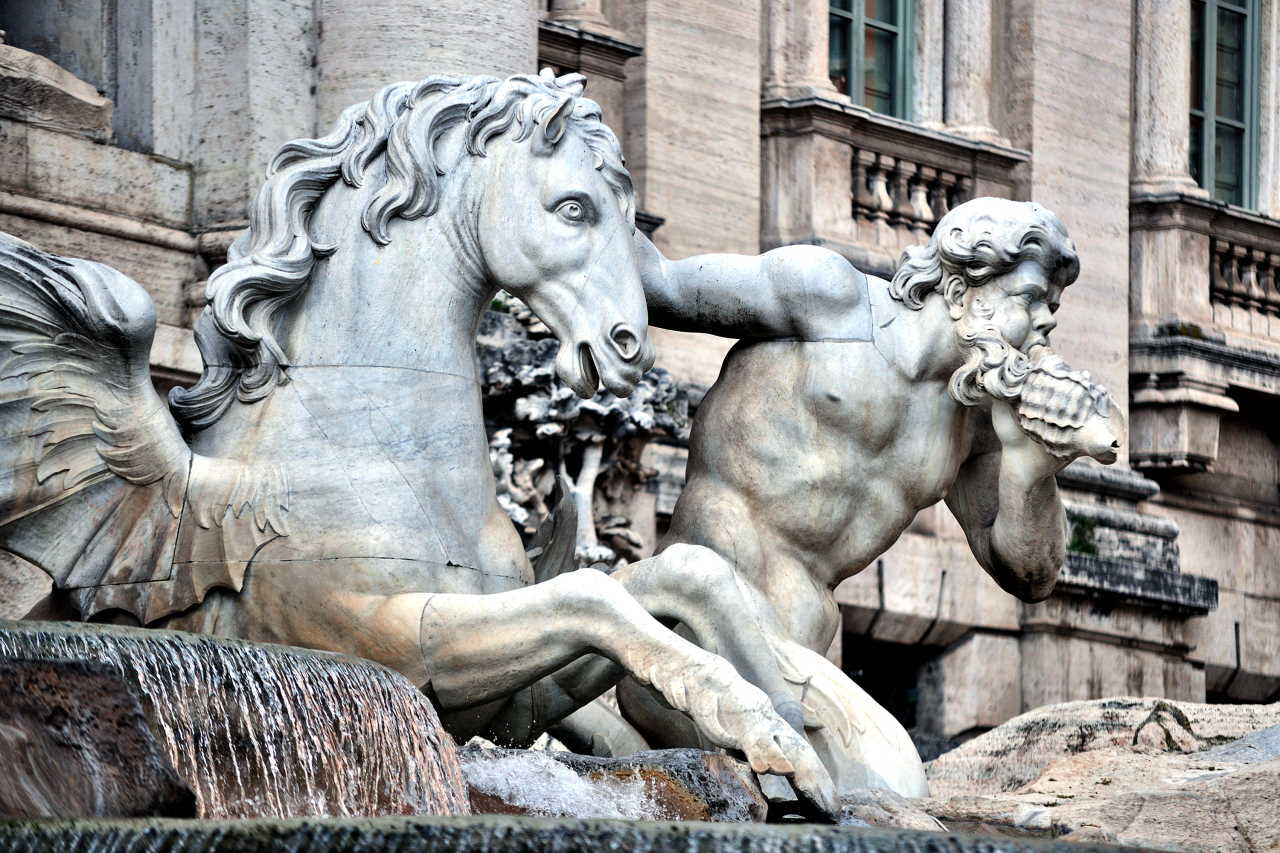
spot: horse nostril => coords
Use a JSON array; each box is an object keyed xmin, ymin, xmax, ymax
[{"xmin": 610, "ymin": 324, "xmax": 641, "ymax": 362}]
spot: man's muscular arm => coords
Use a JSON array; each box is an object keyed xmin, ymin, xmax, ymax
[
  {"xmin": 635, "ymin": 231, "xmax": 872, "ymax": 341},
  {"xmin": 945, "ymin": 403, "xmax": 1069, "ymax": 602}
]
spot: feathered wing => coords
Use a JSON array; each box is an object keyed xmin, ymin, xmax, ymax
[{"xmin": 0, "ymin": 233, "xmax": 287, "ymax": 624}]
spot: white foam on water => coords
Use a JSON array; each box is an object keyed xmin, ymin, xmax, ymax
[{"xmin": 462, "ymin": 751, "xmax": 666, "ymax": 820}]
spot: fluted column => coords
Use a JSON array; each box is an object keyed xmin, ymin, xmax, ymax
[
  {"xmin": 762, "ymin": 0, "xmax": 839, "ymax": 98},
  {"xmin": 316, "ymin": 0, "xmax": 538, "ymax": 128},
  {"xmin": 943, "ymin": 0, "xmax": 1001, "ymax": 141},
  {"xmin": 1131, "ymin": 0, "xmax": 1203, "ymax": 195}
]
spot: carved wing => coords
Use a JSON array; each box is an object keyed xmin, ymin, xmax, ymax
[{"xmin": 0, "ymin": 233, "xmax": 287, "ymax": 623}]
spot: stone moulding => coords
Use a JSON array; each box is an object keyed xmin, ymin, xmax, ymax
[
  {"xmin": 0, "ymin": 45, "xmax": 111, "ymax": 141},
  {"xmin": 538, "ymin": 19, "xmax": 643, "ymax": 78},
  {"xmin": 1058, "ymin": 552, "xmax": 1218, "ymax": 617},
  {"xmin": 1055, "ymin": 460, "xmax": 1160, "ymax": 502},
  {"xmin": 0, "ymin": 190, "xmax": 198, "ymax": 254}
]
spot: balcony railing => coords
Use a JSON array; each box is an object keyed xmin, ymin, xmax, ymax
[
  {"xmin": 852, "ymin": 151, "xmax": 975, "ymax": 261},
  {"xmin": 1211, "ymin": 237, "xmax": 1280, "ymax": 339},
  {"xmin": 760, "ymin": 94, "xmax": 1030, "ymax": 275},
  {"xmin": 1129, "ymin": 192, "xmax": 1280, "ymax": 471}
]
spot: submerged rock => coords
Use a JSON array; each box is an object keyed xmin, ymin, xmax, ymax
[
  {"xmin": 0, "ymin": 657, "xmax": 195, "ymax": 818},
  {"xmin": 461, "ymin": 747, "xmax": 768, "ymax": 822},
  {"xmin": 838, "ymin": 788, "xmax": 946, "ymax": 832},
  {"xmin": 0, "ymin": 621, "xmax": 469, "ymax": 818}
]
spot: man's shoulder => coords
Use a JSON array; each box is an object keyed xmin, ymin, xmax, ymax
[{"xmin": 767, "ymin": 245, "xmax": 874, "ymax": 342}]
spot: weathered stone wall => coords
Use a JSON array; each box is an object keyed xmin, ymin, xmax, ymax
[{"xmin": 620, "ymin": 0, "xmax": 762, "ymax": 390}]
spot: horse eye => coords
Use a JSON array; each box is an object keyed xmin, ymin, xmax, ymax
[{"xmin": 556, "ymin": 200, "xmax": 587, "ymax": 223}]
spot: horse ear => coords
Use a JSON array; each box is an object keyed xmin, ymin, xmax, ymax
[{"xmin": 542, "ymin": 96, "xmax": 576, "ymax": 145}]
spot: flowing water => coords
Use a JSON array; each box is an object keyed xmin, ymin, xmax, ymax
[
  {"xmin": 0, "ymin": 815, "xmax": 1140, "ymax": 853},
  {"xmin": 461, "ymin": 750, "xmax": 662, "ymax": 819},
  {"xmin": 0, "ymin": 621, "xmax": 469, "ymax": 818}
]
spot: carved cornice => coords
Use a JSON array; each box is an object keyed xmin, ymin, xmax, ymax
[
  {"xmin": 1058, "ymin": 554, "xmax": 1218, "ymax": 617},
  {"xmin": 1056, "ymin": 460, "xmax": 1160, "ymax": 502},
  {"xmin": 537, "ymin": 20, "xmax": 642, "ymax": 82},
  {"xmin": 634, "ymin": 210, "xmax": 664, "ymax": 237},
  {"xmin": 1131, "ymin": 191, "xmax": 1280, "ymax": 252},
  {"xmin": 759, "ymin": 94, "xmax": 1030, "ymax": 188},
  {"xmin": 1131, "ymin": 332, "xmax": 1280, "ymax": 397}
]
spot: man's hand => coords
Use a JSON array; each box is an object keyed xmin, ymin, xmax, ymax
[{"xmin": 990, "ymin": 401, "xmax": 1069, "ymax": 483}]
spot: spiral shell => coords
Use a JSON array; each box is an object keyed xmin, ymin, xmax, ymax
[{"xmin": 1016, "ymin": 353, "xmax": 1113, "ymax": 459}]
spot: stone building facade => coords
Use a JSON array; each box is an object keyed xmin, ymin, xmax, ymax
[{"xmin": 0, "ymin": 0, "xmax": 1276, "ymax": 747}]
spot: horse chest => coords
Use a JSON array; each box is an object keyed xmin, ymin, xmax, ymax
[{"xmin": 200, "ymin": 367, "xmax": 510, "ymax": 570}]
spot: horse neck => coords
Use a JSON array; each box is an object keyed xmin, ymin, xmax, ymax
[{"xmin": 281, "ymin": 204, "xmax": 494, "ymax": 383}]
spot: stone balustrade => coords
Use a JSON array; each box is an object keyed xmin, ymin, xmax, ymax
[
  {"xmin": 1210, "ymin": 237, "xmax": 1280, "ymax": 339},
  {"xmin": 851, "ymin": 150, "xmax": 975, "ymax": 264},
  {"xmin": 760, "ymin": 94, "xmax": 1029, "ymax": 276},
  {"xmin": 1130, "ymin": 193, "xmax": 1280, "ymax": 472}
]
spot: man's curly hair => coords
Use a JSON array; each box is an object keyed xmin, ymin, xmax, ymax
[{"xmin": 890, "ymin": 198, "xmax": 1079, "ymax": 311}]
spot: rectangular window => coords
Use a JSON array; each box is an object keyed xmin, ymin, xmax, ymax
[
  {"xmin": 829, "ymin": 0, "xmax": 914, "ymax": 119},
  {"xmin": 1189, "ymin": 0, "xmax": 1260, "ymax": 207}
]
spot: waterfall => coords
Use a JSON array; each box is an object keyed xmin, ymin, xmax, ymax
[{"xmin": 0, "ymin": 621, "xmax": 469, "ymax": 818}]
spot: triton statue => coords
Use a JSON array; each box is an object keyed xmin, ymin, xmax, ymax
[{"xmin": 618, "ymin": 197, "xmax": 1124, "ymax": 797}]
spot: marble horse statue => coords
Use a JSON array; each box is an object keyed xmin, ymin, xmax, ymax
[{"xmin": 0, "ymin": 70, "xmax": 835, "ymax": 812}]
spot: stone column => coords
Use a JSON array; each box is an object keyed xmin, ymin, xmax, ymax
[
  {"xmin": 943, "ymin": 0, "xmax": 1001, "ymax": 141},
  {"xmin": 546, "ymin": 0, "xmax": 621, "ymax": 39},
  {"xmin": 192, "ymin": 0, "xmax": 316, "ymax": 228},
  {"xmin": 1258, "ymin": 0, "xmax": 1280, "ymax": 216},
  {"xmin": 1130, "ymin": 0, "xmax": 1203, "ymax": 195},
  {"xmin": 912, "ymin": 0, "xmax": 945, "ymax": 126},
  {"xmin": 316, "ymin": 0, "xmax": 538, "ymax": 128},
  {"xmin": 761, "ymin": 0, "xmax": 839, "ymax": 98}
]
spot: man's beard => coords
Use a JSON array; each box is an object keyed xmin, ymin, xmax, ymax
[
  {"xmin": 948, "ymin": 315, "xmax": 1034, "ymax": 407},
  {"xmin": 947, "ymin": 316, "xmax": 1122, "ymax": 463}
]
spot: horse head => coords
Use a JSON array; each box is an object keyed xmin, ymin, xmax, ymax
[
  {"xmin": 463, "ymin": 72, "xmax": 655, "ymax": 399},
  {"xmin": 171, "ymin": 70, "xmax": 655, "ymax": 432}
]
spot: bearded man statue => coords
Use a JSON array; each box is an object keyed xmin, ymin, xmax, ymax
[{"xmin": 606, "ymin": 197, "xmax": 1125, "ymax": 802}]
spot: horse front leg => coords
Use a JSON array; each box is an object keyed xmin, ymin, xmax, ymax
[
  {"xmin": 374, "ymin": 567, "xmax": 836, "ymax": 814},
  {"xmin": 608, "ymin": 544, "xmax": 807, "ymax": 733}
]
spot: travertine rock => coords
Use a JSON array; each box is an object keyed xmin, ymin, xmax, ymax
[
  {"xmin": 0, "ymin": 657, "xmax": 195, "ymax": 818},
  {"xmin": 926, "ymin": 723, "xmax": 1280, "ymax": 851},
  {"xmin": 837, "ymin": 788, "xmax": 946, "ymax": 832},
  {"xmin": 461, "ymin": 747, "xmax": 768, "ymax": 822},
  {"xmin": 926, "ymin": 696, "xmax": 1280, "ymax": 799},
  {"xmin": 479, "ymin": 302, "xmax": 688, "ymax": 568}
]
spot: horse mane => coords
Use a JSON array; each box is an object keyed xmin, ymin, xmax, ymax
[{"xmin": 170, "ymin": 71, "xmax": 632, "ymax": 432}]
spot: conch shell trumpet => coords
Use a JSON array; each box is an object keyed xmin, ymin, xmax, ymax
[{"xmin": 1016, "ymin": 351, "xmax": 1124, "ymax": 464}]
